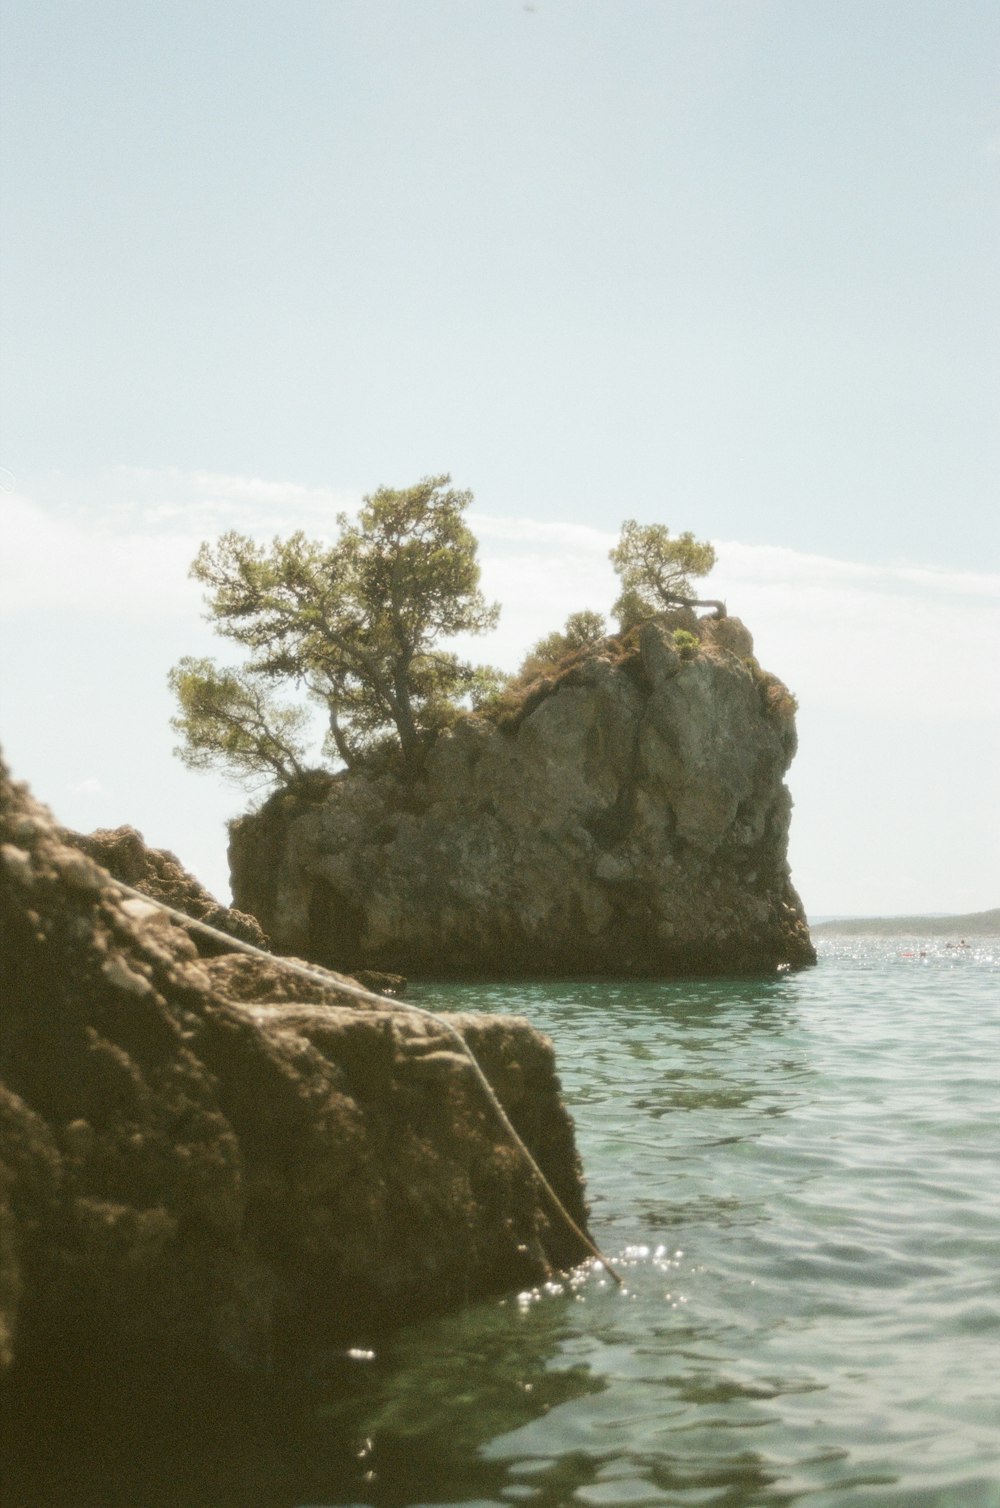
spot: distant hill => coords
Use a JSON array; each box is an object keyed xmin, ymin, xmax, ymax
[{"xmin": 810, "ymin": 908, "xmax": 1000, "ymax": 938}]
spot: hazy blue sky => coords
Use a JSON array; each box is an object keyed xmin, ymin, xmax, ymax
[{"xmin": 1, "ymin": 1, "xmax": 997, "ymax": 917}]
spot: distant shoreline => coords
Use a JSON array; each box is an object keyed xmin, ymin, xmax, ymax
[{"xmin": 810, "ymin": 907, "xmax": 999, "ymax": 937}]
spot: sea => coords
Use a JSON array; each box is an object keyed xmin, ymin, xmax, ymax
[{"xmin": 11, "ymin": 935, "xmax": 1000, "ymax": 1508}]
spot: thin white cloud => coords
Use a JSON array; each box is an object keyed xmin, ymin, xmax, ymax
[
  {"xmin": 4, "ymin": 473, "xmax": 998, "ymax": 729},
  {"xmin": 0, "ymin": 491, "xmax": 203, "ymax": 617},
  {"xmin": 0, "ymin": 468, "xmax": 360, "ymax": 617},
  {"xmin": 109, "ymin": 466, "xmax": 359, "ymax": 533},
  {"xmin": 470, "ymin": 511, "xmax": 616, "ymax": 553},
  {"xmin": 25, "ymin": 465, "xmax": 361, "ymax": 544},
  {"xmin": 717, "ymin": 539, "xmax": 1000, "ymax": 600},
  {"xmin": 701, "ymin": 543, "xmax": 1000, "ymax": 722},
  {"xmin": 181, "ymin": 469, "xmax": 349, "ymax": 506}
]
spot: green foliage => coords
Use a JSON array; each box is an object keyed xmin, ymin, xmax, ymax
[
  {"xmin": 516, "ymin": 609, "xmax": 608, "ymax": 683},
  {"xmin": 168, "ymin": 658, "xmax": 310, "ymax": 787},
  {"xmin": 171, "ymin": 475, "xmax": 500, "ymax": 785},
  {"xmin": 609, "ymin": 519, "xmax": 716, "ymax": 630},
  {"xmin": 671, "ymin": 628, "xmax": 701, "ymax": 659}
]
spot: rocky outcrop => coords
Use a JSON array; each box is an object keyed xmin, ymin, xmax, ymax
[
  {"xmin": 60, "ymin": 820, "xmax": 407, "ymax": 994},
  {"xmin": 230, "ymin": 613, "xmax": 815, "ymax": 977},
  {"xmin": 62, "ymin": 822, "xmax": 269, "ymax": 952},
  {"xmin": 0, "ymin": 755, "xmax": 589, "ymax": 1389}
]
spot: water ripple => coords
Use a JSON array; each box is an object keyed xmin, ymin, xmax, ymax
[{"xmin": 388, "ymin": 940, "xmax": 1000, "ymax": 1507}]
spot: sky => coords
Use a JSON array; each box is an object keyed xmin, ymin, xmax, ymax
[{"xmin": 1, "ymin": 0, "xmax": 998, "ymax": 918}]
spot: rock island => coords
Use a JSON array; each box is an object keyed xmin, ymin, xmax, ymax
[{"xmin": 230, "ymin": 609, "xmax": 815, "ymax": 978}]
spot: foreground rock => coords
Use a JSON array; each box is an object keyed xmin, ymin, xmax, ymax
[
  {"xmin": 62, "ymin": 822, "xmax": 270, "ymax": 951},
  {"xmin": 230, "ymin": 613, "xmax": 815, "ymax": 977},
  {"xmin": 0, "ymin": 755, "xmax": 589, "ymax": 1388},
  {"xmin": 61, "ymin": 821, "xmax": 406, "ymax": 996}
]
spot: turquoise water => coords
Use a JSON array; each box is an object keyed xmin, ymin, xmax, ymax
[
  {"xmin": 310, "ymin": 937, "xmax": 1000, "ymax": 1508},
  {"xmin": 10, "ymin": 938, "xmax": 999, "ymax": 1508}
]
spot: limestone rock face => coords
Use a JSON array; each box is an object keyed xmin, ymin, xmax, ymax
[
  {"xmin": 0, "ymin": 756, "xmax": 589, "ymax": 1386},
  {"xmin": 230, "ymin": 614, "xmax": 815, "ymax": 977}
]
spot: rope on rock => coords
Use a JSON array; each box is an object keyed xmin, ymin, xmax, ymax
[{"xmin": 109, "ymin": 878, "xmax": 624, "ymax": 1287}]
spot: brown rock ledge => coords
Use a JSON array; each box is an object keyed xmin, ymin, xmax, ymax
[{"xmin": 0, "ymin": 753, "xmax": 590, "ymax": 1390}]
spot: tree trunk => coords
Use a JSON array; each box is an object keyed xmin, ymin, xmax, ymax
[
  {"xmin": 663, "ymin": 594, "xmax": 727, "ymax": 618},
  {"xmin": 327, "ymin": 708, "xmax": 355, "ymax": 769}
]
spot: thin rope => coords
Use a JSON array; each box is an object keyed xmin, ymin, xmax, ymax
[{"xmin": 109, "ymin": 878, "xmax": 623, "ymax": 1286}]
